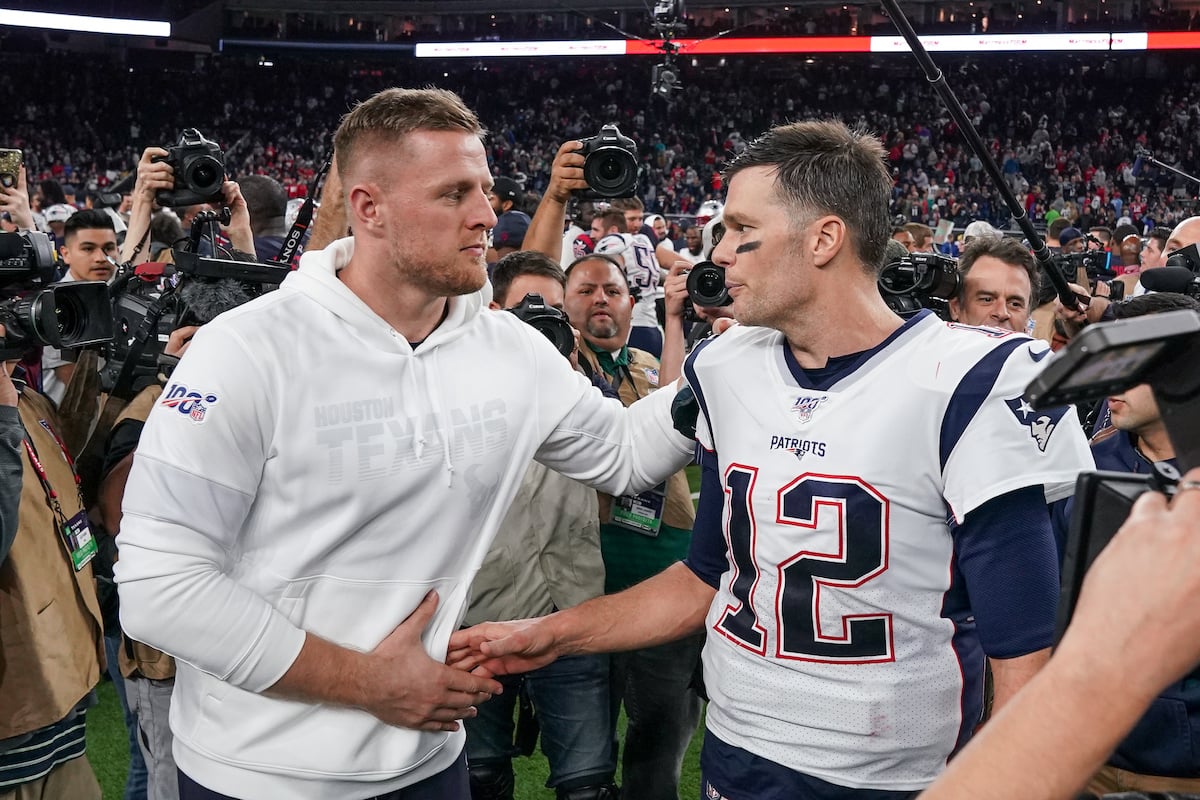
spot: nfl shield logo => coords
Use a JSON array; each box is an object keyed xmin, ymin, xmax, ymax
[
  {"xmin": 791, "ymin": 394, "xmax": 827, "ymax": 424},
  {"xmin": 190, "ymin": 402, "xmax": 207, "ymax": 422}
]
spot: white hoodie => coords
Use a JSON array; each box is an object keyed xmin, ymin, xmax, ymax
[{"xmin": 115, "ymin": 237, "xmax": 693, "ymax": 799}]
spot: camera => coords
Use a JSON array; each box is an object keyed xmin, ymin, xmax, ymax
[
  {"xmin": 1044, "ymin": 249, "xmax": 1122, "ymax": 304},
  {"xmin": 1026, "ymin": 309, "xmax": 1200, "ymax": 636},
  {"xmin": 577, "ymin": 125, "xmax": 639, "ymax": 200},
  {"xmin": 686, "ymin": 261, "xmax": 731, "ymax": 308},
  {"xmin": 0, "ymin": 231, "xmax": 113, "ymax": 355},
  {"xmin": 153, "ymin": 128, "xmax": 226, "ymax": 208},
  {"xmin": 878, "ymin": 252, "xmax": 961, "ymax": 320},
  {"xmin": 101, "ymin": 210, "xmax": 290, "ymax": 399},
  {"xmin": 507, "ymin": 293, "xmax": 575, "ymax": 359}
]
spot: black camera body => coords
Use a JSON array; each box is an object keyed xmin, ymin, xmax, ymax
[
  {"xmin": 507, "ymin": 293, "xmax": 575, "ymax": 359},
  {"xmin": 0, "ymin": 231, "xmax": 113, "ymax": 356},
  {"xmin": 878, "ymin": 252, "xmax": 961, "ymax": 320},
  {"xmin": 153, "ymin": 128, "xmax": 226, "ymax": 208},
  {"xmin": 1045, "ymin": 250, "xmax": 1122, "ymax": 303},
  {"xmin": 577, "ymin": 125, "xmax": 639, "ymax": 200},
  {"xmin": 686, "ymin": 261, "xmax": 731, "ymax": 308}
]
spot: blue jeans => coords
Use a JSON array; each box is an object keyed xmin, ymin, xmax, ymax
[
  {"xmin": 610, "ymin": 633, "xmax": 705, "ymax": 800},
  {"xmin": 465, "ymin": 653, "xmax": 615, "ymax": 789},
  {"xmin": 105, "ymin": 633, "xmax": 149, "ymax": 800}
]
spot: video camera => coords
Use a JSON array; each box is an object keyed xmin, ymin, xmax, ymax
[
  {"xmin": 101, "ymin": 209, "xmax": 290, "ymax": 399},
  {"xmin": 153, "ymin": 128, "xmax": 226, "ymax": 208},
  {"xmin": 1044, "ymin": 246, "xmax": 1123, "ymax": 303},
  {"xmin": 1025, "ymin": 309, "xmax": 1200, "ymax": 636},
  {"xmin": 507, "ymin": 293, "xmax": 575, "ymax": 359},
  {"xmin": 878, "ymin": 251, "xmax": 960, "ymax": 320},
  {"xmin": 576, "ymin": 125, "xmax": 639, "ymax": 200},
  {"xmin": 0, "ymin": 231, "xmax": 113, "ymax": 357}
]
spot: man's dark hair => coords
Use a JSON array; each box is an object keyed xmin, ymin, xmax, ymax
[
  {"xmin": 610, "ymin": 197, "xmax": 644, "ymax": 212},
  {"xmin": 594, "ymin": 210, "xmax": 625, "ymax": 234},
  {"xmin": 956, "ymin": 235, "xmax": 1040, "ymax": 305},
  {"xmin": 904, "ymin": 223, "xmax": 933, "ymax": 248},
  {"xmin": 1109, "ymin": 292, "xmax": 1200, "ymax": 320},
  {"xmin": 725, "ymin": 120, "xmax": 891, "ymax": 273},
  {"xmin": 565, "ymin": 253, "xmax": 630, "ymax": 292},
  {"xmin": 39, "ymin": 179, "xmax": 66, "ymax": 207},
  {"xmin": 1048, "ymin": 216, "xmax": 1072, "ymax": 240},
  {"xmin": 1113, "ymin": 223, "xmax": 1140, "ymax": 243},
  {"xmin": 238, "ymin": 175, "xmax": 288, "ymax": 233},
  {"xmin": 491, "ymin": 251, "xmax": 566, "ymax": 307},
  {"xmin": 62, "ymin": 208, "xmax": 115, "ymax": 242},
  {"xmin": 1089, "ymin": 226, "xmax": 1113, "ymax": 244},
  {"xmin": 1148, "ymin": 226, "xmax": 1172, "ymax": 251}
]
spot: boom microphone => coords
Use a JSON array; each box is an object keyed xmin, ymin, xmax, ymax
[
  {"xmin": 178, "ymin": 277, "xmax": 260, "ymax": 324},
  {"xmin": 1139, "ymin": 267, "xmax": 1198, "ymax": 294}
]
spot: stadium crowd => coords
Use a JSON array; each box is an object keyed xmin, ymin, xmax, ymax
[{"xmin": 3, "ymin": 38, "xmax": 1200, "ymax": 800}]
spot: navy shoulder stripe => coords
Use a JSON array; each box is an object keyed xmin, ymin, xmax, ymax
[
  {"xmin": 939, "ymin": 337, "xmax": 1028, "ymax": 470},
  {"xmin": 682, "ymin": 335, "xmax": 719, "ymax": 441}
]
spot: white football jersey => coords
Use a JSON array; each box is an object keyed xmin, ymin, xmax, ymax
[
  {"xmin": 595, "ymin": 232, "xmax": 661, "ymax": 328},
  {"xmin": 684, "ymin": 311, "xmax": 1092, "ymax": 791}
]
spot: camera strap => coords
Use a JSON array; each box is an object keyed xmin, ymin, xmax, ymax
[{"xmin": 272, "ymin": 155, "xmax": 332, "ymax": 267}]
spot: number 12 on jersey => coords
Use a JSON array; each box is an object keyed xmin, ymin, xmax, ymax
[{"xmin": 716, "ymin": 466, "xmax": 895, "ymax": 664}]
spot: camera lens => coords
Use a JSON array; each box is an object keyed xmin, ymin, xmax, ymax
[
  {"xmin": 187, "ymin": 156, "xmax": 224, "ymax": 195},
  {"xmin": 686, "ymin": 261, "xmax": 732, "ymax": 307},
  {"xmin": 584, "ymin": 146, "xmax": 638, "ymax": 198}
]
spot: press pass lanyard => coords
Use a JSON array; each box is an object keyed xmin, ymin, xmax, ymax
[{"xmin": 24, "ymin": 427, "xmax": 95, "ymax": 571}]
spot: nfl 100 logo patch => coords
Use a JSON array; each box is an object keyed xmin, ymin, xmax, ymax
[
  {"xmin": 790, "ymin": 394, "xmax": 828, "ymax": 425},
  {"xmin": 160, "ymin": 383, "xmax": 220, "ymax": 424}
]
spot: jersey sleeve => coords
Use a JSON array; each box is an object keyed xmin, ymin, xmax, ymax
[
  {"xmin": 952, "ymin": 485, "xmax": 1059, "ymax": 658},
  {"xmin": 684, "ymin": 447, "xmax": 728, "ymax": 589},
  {"xmin": 682, "ymin": 335, "xmax": 718, "ymax": 452},
  {"xmin": 115, "ymin": 323, "xmax": 306, "ymax": 692},
  {"xmin": 940, "ymin": 338, "xmax": 1094, "ymax": 522}
]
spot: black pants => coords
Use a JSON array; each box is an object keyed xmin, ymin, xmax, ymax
[{"xmin": 178, "ymin": 753, "xmax": 469, "ymax": 800}]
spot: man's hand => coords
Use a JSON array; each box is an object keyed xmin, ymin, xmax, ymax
[
  {"xmin": 664, "ymin": 260, "xmax": 691, "ymax": 321},
  {"xmin": 544, "ymin": 141, "xmax": 588, "ymax": 205},
  {"xmin": 165, "ymin": 325, "xmax": 200, "ymax": 359},
  {"xmin": 358, "ymin": 591, "xmax": 502, "ymax": 732},
  {"xmin": 0, "ymin": 167, "xmax": 34, "ymax": 231},
  {"xmin": 219, "ymin": 181, "xmax": 255, "ymax": 257},
  {"xmin": 134, "ymin": 147, "xmax": 173, "ymax": 205},
  {"xmin": 447, "ymin": 616, "xmax": 562, "ymax": 677}
]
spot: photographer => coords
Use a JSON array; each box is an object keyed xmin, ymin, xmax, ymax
[
  {"xmin": 0, "ymin": 325, "xmax": 106, "ymax": 799},
  {"xmin": 121, "ymin": 147, "xmax": 256, "ymax": 268},
  {"xmin": 463, "ymin": 251, "xmax": 616, "ymax": 800}
]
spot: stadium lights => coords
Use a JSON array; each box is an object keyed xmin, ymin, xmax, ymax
[
  {"xmin": 414, "ymin": 30, "xmax": 1200, "ymax": 58},
  {"xmin": 0, "ymin": 9, "xmax": 171, "ymax": 38}
]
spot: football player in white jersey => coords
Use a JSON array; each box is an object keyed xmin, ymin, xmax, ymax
[{"xmin": 452, "ymin": 120, "xmax": 1092, "ymax": 799}]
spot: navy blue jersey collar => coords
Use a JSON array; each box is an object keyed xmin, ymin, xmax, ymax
[{"xmin": 780, "ymin": 309, "xmax": 934, "ymax": 392}]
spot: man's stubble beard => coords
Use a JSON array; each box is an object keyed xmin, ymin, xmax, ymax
[{"xmin": 388, "ymin": 235, "xmax": 487, "ymax": 297}]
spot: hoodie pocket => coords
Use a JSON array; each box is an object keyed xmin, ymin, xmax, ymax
[{"xmin": 184, "ymin": 575, "xmax": 469, "ymax": 779}]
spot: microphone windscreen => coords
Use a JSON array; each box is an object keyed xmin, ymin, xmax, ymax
[
  {"xmin": 178, "ymin": 277, "xmax": 259, "ymax": 324},
  {"xmin": 1139, "ymin": 266, "xmax": 1196, "ymax": 294}
]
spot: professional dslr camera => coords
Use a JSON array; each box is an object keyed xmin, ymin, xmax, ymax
[
  {"xmin": 153, "ymin": 128, "xmax": 226, "ymax": 208},
  {"xmin": 0, "ymin": 230, "xmax": 112, "ymax": 357},
  {"xmin": 576, "ymin": 125, "xmax": 639, "ymax": 200},
  {"xmin": 1025, "ymin": 309, "xmax": 1200, "ymax": 636},
  {"xmin": 507, "ymin": 293, "xmax": 575, "ymax": 358},
  {"xmin": 878, "ymin": 251, "xmax": 961, "ymax": 320}
]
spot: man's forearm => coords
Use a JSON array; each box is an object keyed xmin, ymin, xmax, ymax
[
  {"xmin": 660, "ymin": 314, "xmax": 687, "ymax": 385},
  {"xmin": 524, "ymin": 196, "xmax": 568, "ymax": 261},
  {"xmin": 988, "ymin": 647, "xmax": 1050, "ymax": 714},
  {"xmin": 267, "ymin": 632, "xmax": 371, "ymax": 708},
  {"xmin": 547, "ymin": 562, "xmax": 714, "ymax": 657},
  {"xmin": 921, "ymin": 644, "xmax": 1153, "ymax": 800},
  {"xmin": 121, "ymin": 196, "xmax": 154, "ymax": 265}
]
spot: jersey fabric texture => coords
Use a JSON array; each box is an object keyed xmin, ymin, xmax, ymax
[
  {"xmin": 681, "ymin": 310, "xmax": 1092, "ymax": 793},
  {"xmin": 593, "ymin": 232, "xmax": 660, "ymax": 329},
  {"xmin": 114, "ymin": 236, "xmax": 694, "ymax": 800}
]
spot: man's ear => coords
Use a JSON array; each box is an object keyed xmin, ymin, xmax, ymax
[
  {"xmin": 809, "ymin": 215, "xmax": 847, "ymax": 268},
  {"xmin": 948, "ymin": 297, "xmax": 963, "ymax": 322}
]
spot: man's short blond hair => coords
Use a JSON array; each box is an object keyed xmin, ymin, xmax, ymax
[{"xmin": 333, "ymin": 87, "xmax": 485, "ymax": 177}]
